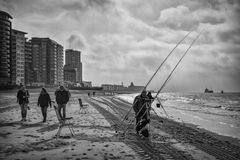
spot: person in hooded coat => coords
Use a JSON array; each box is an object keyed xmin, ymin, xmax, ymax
[
  {"xmin": 37, "ymin": 88, "xmax": 51, "ymax": 122},
  {"xmin": 132, "ymin": 90, "xmax": 150, "ymax": 134}
]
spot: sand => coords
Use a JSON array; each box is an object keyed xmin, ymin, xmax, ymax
[{"xmin": 0, "ymin": 89, "xmax": 240, "ymax": 160}]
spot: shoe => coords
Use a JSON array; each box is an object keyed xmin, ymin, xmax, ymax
[
  {"xmin": 43, "ymin": 120, "xmax": 46, "ymax": 123},
  {"xmin": 141, "ymin": 129, "xmax": 149, "ymax": 137},
  {"xmin": 136, "ymin": 130, "xmax": 139, "ymax": 135}
]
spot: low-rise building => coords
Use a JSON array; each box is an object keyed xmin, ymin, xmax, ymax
[
  {"xmin": 82, "ymin": 81, "xmax": 92, "ymax": 87},
  {"xmin": 101, "ymin": 84, "xmax": 126, "ymax": 91},
  {"xmin": 101, "ymin": 82, "xmax": 144, "ymax": 92},
  {"xmin": 127, "ymin": 82, "xmax": 145, "ymax": 92}
]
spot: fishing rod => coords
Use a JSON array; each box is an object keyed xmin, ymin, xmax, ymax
[
  {"xmin": 145, "ymin": 30, "xmax": 203, "ymax": 123},
  {"xmin": 149, "ymin": 30, "xmax": 203, "ymax": 122},
  {"xmin": 122, "ymin": 31, "xmax": 203, "ymax": 135},
  {"xmin": 154, "ymin": 30, "xmax": 203, "ymax": 99},
  {"xmin": 120, "ymin": 30, "xmax": 193, "ymax": 124}
]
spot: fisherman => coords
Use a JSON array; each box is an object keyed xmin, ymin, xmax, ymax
[
  {"xmin": 133, "ymin": 90, "xmax": 150, "ymax": 136},
  {"xmin": 55, "ymin": 85, "xmax": 70, "ymax": 120},
  {"xmin": 17, "ymin": 85, "xmax": 30, "ymax": 121}
]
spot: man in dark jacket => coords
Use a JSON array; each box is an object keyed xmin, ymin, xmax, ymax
[
  {"xmin": 133, "ymin": 90, "xmax": 150, "ymax": 135},
  {"xmin": 38, "ymin": 88, "xmax": 51, "ymax": 122},
  {"xmin": 55, "ymin": 85, "xmax": 70, "ymax": 120},
  {"xmin": 17, "ymin": 85, "xmax": 30, "ymax": 121}
]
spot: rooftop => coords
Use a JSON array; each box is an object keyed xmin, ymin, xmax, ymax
[{"xmin": 0, "ymin": 10, "xmax": 12, "ymax": 19}]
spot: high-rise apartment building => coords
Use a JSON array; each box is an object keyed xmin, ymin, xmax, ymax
[
  {"xmin": 31, "ymin": 38, "xmax": 63, "ymax": 85},
  {"xmin": 64, "ymin": 49, "xmax": 82, "ymax": 83},
  {"xmin": 11, "ymin": 29, "xmax": 27, "ymax": 85},
  {"xmin": 56, "ymin": 44, "xmax": 64, "ymax": 84},
  {"xmin": 0, "ymin": 11, "xmax": 12, "ymax": 85},
  {"xmin": 25, "ymin": 40, "xmax": 33, "ymax": 85}
]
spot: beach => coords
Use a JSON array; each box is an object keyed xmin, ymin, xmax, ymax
[{"xmin": 0, "ymin": 89, "xmax": 240, "ymax": 160}]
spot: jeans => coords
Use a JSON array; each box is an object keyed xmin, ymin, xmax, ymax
[
  {"xmin": 58, "ymin": 104, "xmax": 66, "ymax": 120},
  {"xmin": 20, "ymin": 103, "xmax": 28, "ymax": 120},
  {"xmin": 41, "ymin": 106, "xmax": 48, "ymax": 121}
]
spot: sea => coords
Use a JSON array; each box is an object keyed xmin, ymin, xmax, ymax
[{"xmin": 117, "ymin": 92, "xmax": 240, "ymax": 140}]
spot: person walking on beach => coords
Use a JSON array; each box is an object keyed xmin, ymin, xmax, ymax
[
  {"xmin": 37, "ymin": 88, "xmax": 51, "ymax": 122},
  {"xmin": 17, "ymin": 85, "xmax": 30, "ymax": 121},
  {"xmin": 55, "ymin": 85, "xmax": 70, "ymax": 120},
  {"xmin": 133, "ymin": 90, "xmax": 150, "ymax": 136}
]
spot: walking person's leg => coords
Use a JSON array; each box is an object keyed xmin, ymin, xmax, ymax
[
  {"xmin": 20, "ymin": 104, "xmax": 24, "ymax": 121},
  {"xmin": 44, "ymin": 106, "xmax": 47, "ymax": 122},
  {"xmin": 41, "ymin": 107, "xmax": 44, "ymax": 122},
  {"xmin": 22, "ymin": 103, "xmax": 27, "ymax": 121},
  {"xmin": 57, "ymin": 104, "xmax": 63, "ymax": 119},
  {"xmin": 62, "ymin": 104, "xmax": 66, "ymax": 120}
]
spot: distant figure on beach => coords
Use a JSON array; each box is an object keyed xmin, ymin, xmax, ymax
[
  {"xmin": 147, "ymin": 92, "xmax": 154, "ymax": 101},
  {"xmin": 88, "ymin": 92, "xmax": 90, "ymax": 97},
  {"xmin": 132, "ymin": 90, "xmax": 150, "ymax": 137},
  {"xmin": 93, "ymin": 92, "xmax": 95, "ymax": 96},
  {"xmin": 17, "ymin": 85, "xmax": 30, "ymax": 121},
  {"xmin": 37, "ymin": 88, "xmax": 51, "ymax": 122},
  {"xmin": 55, "ymin": 85, "xmax": 70, "ymax": 120}
]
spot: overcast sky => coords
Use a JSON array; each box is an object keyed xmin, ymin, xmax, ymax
[{"xmin": 1, "ymin": 0, "xmax": 240, "ymax": 92}]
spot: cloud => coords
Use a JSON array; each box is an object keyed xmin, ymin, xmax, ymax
[
  {"xmin": 1, "ymin": 0, "xmax": 240, "ymax": 91},
  {"xmin": 154, "ymin": 5, "xmax": 226, "ymax": 31},
  {"xmin": 218, "ymin": 27, "xmax": 240, "ymax": 44},
  {"xmin": 67, "ymin": 34, "xmax": 88, "ymax": 50}
]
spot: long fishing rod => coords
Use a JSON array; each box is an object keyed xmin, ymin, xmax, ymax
[
  {"xmin": 149, "ymin": 31, "xmax": 203, "ymax": 122},
  {"xmin": 146, "ymin": 30, "xmax": 203, "ymax": 124},
  {"xmin": 154, "ymin": 30, "xmax": 203, "ymax": 99},
  {"xmin": 120, "ymin": 30, "xmax": 193, "ymax": 124},
  {"xmin": 122, "ymin": 31, "xmax": 203, "ymax": 135}
]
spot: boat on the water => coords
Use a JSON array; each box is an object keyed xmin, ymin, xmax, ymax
[{"xmin": 204, "ymin": 88, "xmax": 214, "ymax": 93}]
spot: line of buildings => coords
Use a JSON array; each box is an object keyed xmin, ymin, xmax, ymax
[
  {"xmin": 0, "ymin": 10, "xmax": 85, "ymax": 87},
  {"xmin": 101, "ymin": 82, "xmax": 145, "ymax": 92}
]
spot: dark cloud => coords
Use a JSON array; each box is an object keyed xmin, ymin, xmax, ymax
[
  {"xmin": 60, "ymin": 0, "xmax": 114, "ymax": 12},
  {"xmin": 220, "ymin": 43, "xmax": 240, "ymax": 55},
  {"xmin": 199, "ymin": 0, "xmax": 221, "ymax": 10},
  {"xmin": 200, "ymin": 14, "xmax": 225, "ymax": 24},
  {"xmin": 67, "ymin": 35, "xmax": 86, "ymax": 50},
  {"xmin": 0, "ymin": 0, "xmax": 113, "ymax": 18},
  {"xmin": 0, "ymin": 0, "xmax": 57, "ymax": 17},
  {"xmin": 218, "ymin": 28, "xmax": 240, "ymax": 44}
]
